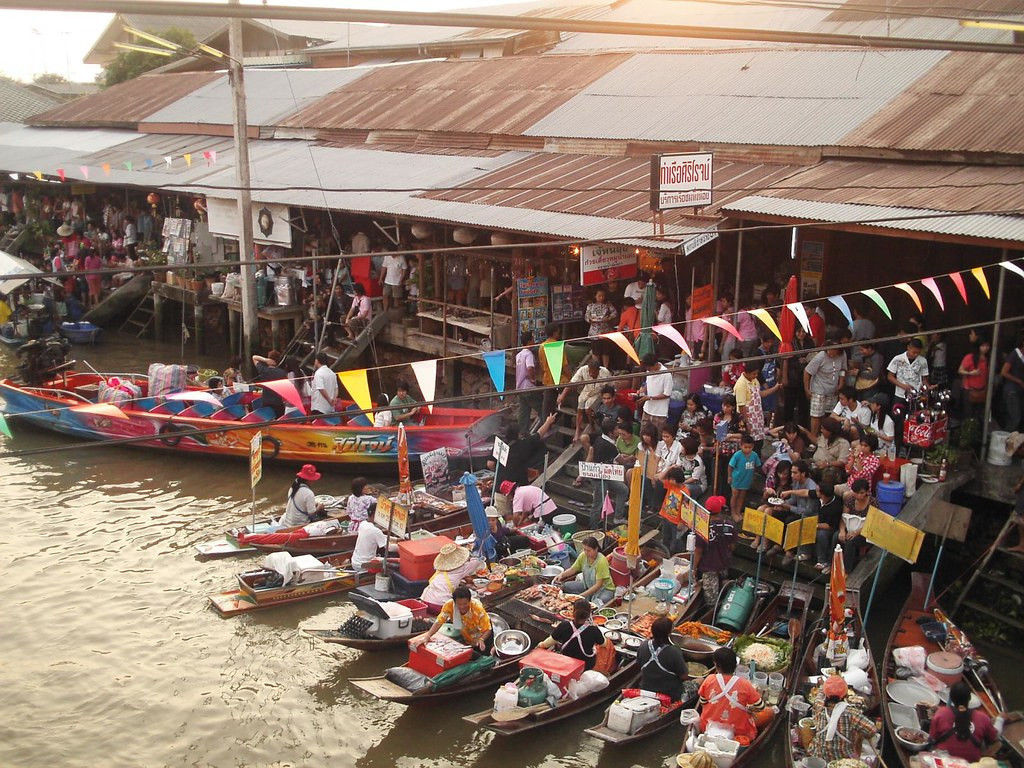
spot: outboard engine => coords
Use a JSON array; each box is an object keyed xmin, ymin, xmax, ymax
[{"xmin": 16, "ymin": 335, "xmax": 71, "ymax": 386}]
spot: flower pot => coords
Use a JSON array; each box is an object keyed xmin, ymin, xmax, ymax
[{"xmin": 190, "ymin": 280, "xmax": 204, "ymax": 293}]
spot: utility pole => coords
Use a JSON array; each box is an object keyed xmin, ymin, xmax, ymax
[{"xmin": 229, "ymin": 0, "xmax": 258, "ymax": 373}]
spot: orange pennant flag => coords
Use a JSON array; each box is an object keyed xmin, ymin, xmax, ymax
[
  {"xmin": 101, "ymin": 163, "xmax": 111, "ymax": 177},
  {"xmin": 894, "ymin": 282, "xmax": 923, "ymax": 312},
  {"xmin": 602, "ymin": 331, "xmax": 640, "ymax": 365}
]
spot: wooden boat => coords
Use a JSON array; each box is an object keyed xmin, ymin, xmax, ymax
[
  {"xmin": 59, "ymin": 321, "xmax": 102, "ymax": 344},
  {"xmin": 882, "ymin": 572, "xmax": 1024, "ymax": 767},
  {"xmin": 0, "ymin": 321, "xmax": 28, "ymax": 346},
  {"xmin": 0, "ymin": 369, "xmax": 501, "ymax": 466},
  {"xmin": 208, "ymin": 552, "xmax": 366, "ymax": 617},
  {"xmin": 584, "ymin": 582, "xmax": 812, "ymax": 747},
  {"xmin": 785, "ymin": 592, "xmax": 883, "ymax": 768}
]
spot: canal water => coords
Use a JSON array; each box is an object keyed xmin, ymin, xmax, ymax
[{"xmin": 0, "ymin": 334, "xmax": 1018, "ymax": 767}]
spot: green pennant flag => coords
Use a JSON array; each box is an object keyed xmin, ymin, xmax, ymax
[
  {"xmin": 541, "ymin": 341, "xmax": 565, "ymax": 386},
  {"xmin": 860, "ymin": 288, "xmax": 892, "ymax": 320},
  {"xmin": 0, "ymin": 413, "xmax": 12, "ymax": 439},
  {"xmin": 124, "ymin": 161, "xmax": 133, "ymax": 172}
]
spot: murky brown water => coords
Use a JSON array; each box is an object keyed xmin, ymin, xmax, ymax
[{"xmin": 0, "ymin": 333, "xmax": 1018, "ymax": 768}]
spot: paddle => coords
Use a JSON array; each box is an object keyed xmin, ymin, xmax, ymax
[
  {"xmin": 788, "ymin": 618, "xmax": 801, "ymax": 646},
  {"xmin": 491, "ymin": 702, "xmax": 550, "ymax": 722}
]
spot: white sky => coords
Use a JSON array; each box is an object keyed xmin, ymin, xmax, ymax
[{"xmin": 0, "ymin": 0, "xmax": 513, "ymax": 83}]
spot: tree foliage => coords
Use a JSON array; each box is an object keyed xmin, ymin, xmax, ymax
[
  {"xmin": 33, "ymin": 73, "xmax": 68, "ymax": 84},
  {"xmin": 97, "ymin": 27, "xmax": 197, "ymax": 89}
]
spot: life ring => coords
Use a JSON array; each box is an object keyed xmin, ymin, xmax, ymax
[
  {"xmin": 159, "ymin": 422, "xmax": 201, "ymax": 447},
  {"xmin": 261, "ymin": 435, "xmax": 281, "ymax": 461}
]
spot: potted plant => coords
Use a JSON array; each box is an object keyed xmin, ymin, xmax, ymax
[
  {"xmin": 924, "ymin": 443, "xmax": 955, "ymax": 475},
  {"xmin": 189, "ymin": 270, "xmax": 204, "ymax": 293}
]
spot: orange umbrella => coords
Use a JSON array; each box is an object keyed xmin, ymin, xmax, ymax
[
  {"xmin": 624, "ymin": 454, "xmax": 646, "ymax": 559},
  {"xmin": 828, "ymin": 544, "xmax": 847, "ymax": 643},
  {"xmin": 397, "ymin": 422, "xmax": 412, "ymax": 496}
]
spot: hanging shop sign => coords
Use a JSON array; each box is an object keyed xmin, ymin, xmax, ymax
[
  {"xmin": 650, "ymin": 152, "xmax": 714, "ymax": 211},
  {"xmin": 206, "ymin": 197, "xmax": 292, "ymax": 247},
  {"xmin": 579, "ymin": 244, "xmax": 637, "ymax": 286},
  {"xmin": 683, "ymin": 227, "xmax": 719, "ymax": 256}
]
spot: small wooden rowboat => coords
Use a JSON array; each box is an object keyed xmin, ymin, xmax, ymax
[
  {"xmin": 882, "ymin": 572, "xmax": 1024, "ymax": 768},
  {"xmin": 194, "ymin": 518, "xmax": 278, "ymax": 557},
  {"xmin": 208, "ymin": 552, "xmax": 366, "ymax": 617},
  {"xmin": 584, "ymin": 582, "xmax": 813, "ymax": 748}
]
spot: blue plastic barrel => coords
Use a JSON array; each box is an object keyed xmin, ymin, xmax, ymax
[{"xmin": 876, "ymin": 480, "xmax": 905, "ymax": 516}]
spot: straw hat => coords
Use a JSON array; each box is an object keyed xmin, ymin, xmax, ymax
[
  {"xmin": 485, "ymin": 506, "xmax": 501, "ymax": 519},
  {"xmin": 433, "ymin": 543, "xmax": 470, "ymax": 571},
  {"xmin": 57, "ymin": 224, "xmax": 74, "ymax": 237}
]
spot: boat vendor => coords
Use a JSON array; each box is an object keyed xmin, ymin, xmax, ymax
[
  {"xmin": 410, "ymin": 585, "xmax": 493, "ymax": 654},
  {"xmin": 809, "ymin": 675, "xmax": 879, "ymax": 763},
  {"xmin": 420, "ymin": 543, "xmax": 483, "ymax": 611},
  {"xmin": 350, "ymin": 521, "xmax": 397, "ymax": 572},
  {"xmin": 928, "ymin": 681, "xmax": 1002, "ymax": 762},
  {"xmin": 538, "ymin": 599, "xmax": 604, "ymax": 670},
  {"xmin": 486, "ymin": 506, "xmax": 532, "ymax": 558},
  {"xmin": 554, "ymin": 536, "xmax": 615, "ymax": 606},
  {"xmin": 278, "ymin": 464, "xmax": 327, "ymax": 528},
  {"xmin": 697, "ymin": 647, "xmax": 767, "ymax": 746},
  {"xmin": 636, "ymin": 616, "xmax": 691, "ymax": 702},
  {"xmin": 507, "ymin": 482, "xmax": 558, "ymax": 528}
]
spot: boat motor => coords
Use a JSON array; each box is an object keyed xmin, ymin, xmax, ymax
[
  {"xmin": 16, "ymin": 335, "xmax": 71, "ymax": 386},
  {"xmin": 716, "ymin": 577, "xmax": 756, "ymax": 632}
]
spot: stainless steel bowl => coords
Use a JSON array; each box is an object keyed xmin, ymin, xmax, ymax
[
  {"xmin": 672, "ymin": 637, "xmax": 719, "ymax": 662},
  {"xmin": 494, "ymin": 629, "xmax": 532, "ymax": 659}
]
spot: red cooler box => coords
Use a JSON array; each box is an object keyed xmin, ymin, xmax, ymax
[
  {"xmin": 407, "ymin": 636, "xmax": 472, "ymax": 677},
  {"xmin": 519, "ymin": 648, "xmax": 585, "ymax": 694},
  {"xmin": 397, "ymin": 535, "xmax": 454, "ymax": 582}
]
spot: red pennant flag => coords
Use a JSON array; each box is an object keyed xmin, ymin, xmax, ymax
[{"xmin": 56, "ymin": 168, "xmax": 65, "ymax": 182}]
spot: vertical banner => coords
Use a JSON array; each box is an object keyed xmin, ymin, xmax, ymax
[
  {"xmin": 338, "ymin": 369, "xmax": 372, "ymax": 413},
  {"xmin": 249, "ymin": 432, "xmax": 263, "ymax": 488},
  {"xmin": 410, "ymin": 359, "xmax": 437, "ymax": 414},
  {"xmin": 482, "ymin": 350, "xmax": 506, "ymax": 397}
]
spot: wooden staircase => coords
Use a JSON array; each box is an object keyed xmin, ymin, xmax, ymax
[
  {"xmin": 951, "ymin": 513, "xmax": 1024, "ymax": 636},
  {"xmin": 119, "ymin": 294, "xmax": 155, "ymax": 338},
  {"xmin": 0, "ymin": 224, "xmax": 26, "ymax": 253}
]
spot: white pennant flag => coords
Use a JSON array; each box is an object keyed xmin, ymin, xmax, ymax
[
  {"xmin": 164, "ymin": 156, "xmax": 173, "ymax": 167},
  {"xmin": 786, "ymin": 302, "xmax": 812, "ymax": 335},
  {"xmin": 410, "ymin": 359, "xmax": 437, "ymax": 414}
]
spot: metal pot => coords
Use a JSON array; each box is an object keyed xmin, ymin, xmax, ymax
[{"xmin": 494, "ymin": 629, "xmax": 531, "ymax": 659}]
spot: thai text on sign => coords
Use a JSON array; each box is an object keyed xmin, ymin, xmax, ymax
[
  {"xmin": 782, "ymin": 515, "xmax": 818, "ymax": 551},
  {"xmin": 743, "ymin": 507, "xmax": 785, "ymax": 546},
  {"xmin": 578, "ymin": 462, "xmax": 625, "ymax": 481},
  {"xmin": 374, "ymin": 494, "xmax": 392, "ymax": 531},
  {"xmin": 862, "ymin": 506, "xmax": 924, "ymax": 563},
  {"xmin": 579, "ymin": 243, "xmax": 638, "ymax": 286},
  {"xmin": 249, "ymin": 432, "xmax": 262, "ymax": 488},
  {"xmin": 651, "ymin": 152, "xmax": 714, "ymax": 210}
]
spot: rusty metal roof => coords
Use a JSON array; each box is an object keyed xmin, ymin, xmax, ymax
[
  {"xmin": 419, "ymin": 151, "xmax": 800, "ymax": 221},
  {"xmin": 29, "ymin": 72, "xmax": 222, "ymax": 129},
  {"xmin": 840, "ymin": 52, "xmax": 1024, "ymax": 154},
  {"xmin": 278, "ymin": 53, "xmax": 629, "ymax": 135}
]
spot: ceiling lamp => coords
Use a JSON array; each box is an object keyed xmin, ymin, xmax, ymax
[
  {"xmin": 410, "ymin": 222, "xmax": 433, "ymax": 240},
  {"xmin": 452, "ymin": 227, "xmax": 476, "ymax": 245}
]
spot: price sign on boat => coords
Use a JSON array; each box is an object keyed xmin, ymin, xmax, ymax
[
  {"xmin": 390, "ymin": 501, "xmax": 409, "ymax": 538},
  {"xmin": 492, "ymin": 437, "xmax": 509, "ymax": 467},
  {"xmin": 374, "ymin": 494, "xmax": 392, "ymax": 531},
  {"xmin": 249, "ymin": 432, "xmax": 263, "ymax": 488},
  {"xmin": 577, "ymin": 461, "xmax": 625, "ymax": 481}
]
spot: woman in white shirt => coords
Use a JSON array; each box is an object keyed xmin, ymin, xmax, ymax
[
  {"xmin": 279, "ymin": 464, "xmax": 325, "ymax": 528},
  {"xmin": 865, "ymin": 392, "xmax": 895, "ymax": 453}
]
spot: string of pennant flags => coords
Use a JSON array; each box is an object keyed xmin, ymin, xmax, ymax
[{"xmin": 36, "ymin": 151, "xmax": 219, "ymax": 183}]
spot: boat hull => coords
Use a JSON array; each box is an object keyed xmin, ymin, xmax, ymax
[{"xmin": 0, "ymin": 373, "xmax": 502, "ymax": 466}]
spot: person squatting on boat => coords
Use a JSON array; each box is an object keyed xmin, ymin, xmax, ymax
[
  {"xmin": 538, "ymin": 599, "xmax": 605, "ymax": 670},
  {"xmin": 278, "ymin": 464, "xmax": 327, "ymax": 528},
  {"xmin": 410, "ymin": 585, "xmax": 493, "ymax": 654},
  {"xmin": 697, "ymin": 647, "xmax": 770, "ymax": 746}
]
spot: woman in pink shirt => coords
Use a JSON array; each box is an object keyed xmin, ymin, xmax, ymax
[
  {"xmin": 84, "ymin": 251, "xmax": 103, "ymax": 307},
  {"xmin": 844, "ymin": 432, "xmax": 880, "ymax": 499}
]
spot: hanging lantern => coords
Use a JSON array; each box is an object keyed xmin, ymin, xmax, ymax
[
  {"xmin": 490, "ymin": 231, "xmax": 513, "ymax": 246},
  {"xmin": 146, "ymin": 192, "xmax": 160, "ymax": 207},
  {"xmin": 452, "ymin": 227, "xmax": 477, "ymax": 245},
  {"xmin": 410, "ymin": 222, "xmax": 433, "ymax": 240}
]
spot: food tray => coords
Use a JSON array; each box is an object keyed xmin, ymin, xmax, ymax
[{"xmin": 888, "ymin": 702, "xmax": 921, "ymax": 730}]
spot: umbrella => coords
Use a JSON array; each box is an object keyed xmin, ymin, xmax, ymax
[
  {"xmin": 397, "ymin": 422, "xmax": 412, "ymax": 496},
  {"xmin": 779, "ymin": 275, "xmax": 798, "ymax": 353},
  {"xmin": 259, "ymin": 378, "xmax": 306, "ymax": 414},
  {"xmin": 826, "ymin": 544, "xmax": 848, "ymax": 662},
  {"xmin": 625, "ymin": 455, "xmax": 646, "ymax": 559},
  {"xmin": 633, "ymin": 283, "xmax": 657, "ymax": 360},
  {"xmin": 0, "ymin": 249, "xmax": 60, "ymax": 295},
  {"xmin": 461, "ymin": 472, "xmax": 495, "ymax": 562},
  {"xmin": 167, "ymin": 390, "xmax": 223, "ymax": 407}
]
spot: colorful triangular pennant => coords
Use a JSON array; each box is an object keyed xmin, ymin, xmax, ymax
[
  {"xmin": 747, "ymin": 308, "xmax": 782, "ymax": 343},
  {"xmin": 827, "ymin": 295, "xmax": 853, "ymax": 328},
  {"xmin": 482, "ymin": 350, "xmax": 506, "ymax": 398},
  {"xmin": 184, "ymin": 153, "xmax": 192, "ymax": 167},
  {"xmin": 971, "ymin": 267, "xmax": 990, "ymax": 299},
  {"xmin": 0, "ymin": 413, "xmax": 12, "ymax": 439},
  {"xmin": 894, "ymin": 282, "xmax": 923, "ymax": 312},
  {"xmin": 784, "ymin": 303, "xmax": 811, "ymax": 335},
  {"xmin": 860, "ymin": 288, "xmax": 892, "ymax": 320},
  {"xmin": 948, "ymin": 272, "xmax": 968, "ymax": 304},
  {"xmin": 410, "ymin": 359, "xmax": 437, "ymax": 414},
  {"xmin": 541, "ymin": 341, "xmax": 565, "ymax": 386},
  {"xmin": 920, "ymin": 277, "xmax": 944, "ymax": 310},
  {"xmin": 1001, "ymin": 260, "xmax": 1024, "ymax": 280},
  {"xmin": 56, "ymin": 168, "xmax": 65, "ymax": 182},
  {"xmin": 101, "ymin": 163, "xmax": 111, "ymax": 177},
  {"xmin": 337, "ymin": 369, "xmax": 372, "ymax": 414}
]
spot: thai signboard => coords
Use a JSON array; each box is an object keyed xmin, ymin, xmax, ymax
[
  {"xmin": 650, "ymin": 153, "xmax": 714, "ymax": 211},
  {"xmin": 579, "ymin": 243, "xmax": 637, "ymax": 286}
]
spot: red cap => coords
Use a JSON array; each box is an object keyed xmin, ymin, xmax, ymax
[{"xmin": 704, "ymin": 496, "xmax": 727, "ymax": 514}]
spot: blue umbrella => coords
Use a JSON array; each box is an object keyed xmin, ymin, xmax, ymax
[{"xmin": 461, "ymin": 472, "xmax": 496, "ymax": 561}]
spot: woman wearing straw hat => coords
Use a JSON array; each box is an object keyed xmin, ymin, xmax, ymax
[
  {"xmin": 420, "ymin": 543, "xmax": 483, "ymax": 611},
  {"xmin": 278, "ymin": 464, "xmax": 326, "ymax": 528}
]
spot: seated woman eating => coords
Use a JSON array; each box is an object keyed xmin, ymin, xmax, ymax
[
  {"xmin": 698, "ymin": 647, "xmax": 768, "ymax": 746},
  {"xmin": 538, "ymin": 599, "xmax": 605, "ymax": 670},
  {"xmin": 410, "ymin": 585, "xmax": 493, "ymax": 654},
  {"xmin": 555, "ymin": 536, "xmax": 616, "ymax": 606}
]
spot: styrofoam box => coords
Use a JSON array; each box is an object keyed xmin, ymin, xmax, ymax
[{"xmin": 607, "ymin": 697, "xmax": 661, "ymax": 734}]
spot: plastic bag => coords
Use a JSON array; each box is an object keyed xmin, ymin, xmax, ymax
[
  {"xmin": 566, "ymin": 670, "xmax": 609, "ymax": 700},
  {"xmin": 892, "ymin": 645, "xmax": 926, "ymax": 675},
  {"xmin": 385, "ymin": 666, "xmax": 432, "ymax": 693}
]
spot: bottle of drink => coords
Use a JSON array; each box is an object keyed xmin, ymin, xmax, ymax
[
  {"xmin": 938, "ymin": 458, "xmax": 948, "ymax": 482},
  {"xmin": 882, "ymin": 471, "xmax": 891, "ymax": 485}
]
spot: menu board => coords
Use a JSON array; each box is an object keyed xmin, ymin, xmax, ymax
[
  {"xmin": 742, "ymin": 506, "xmax": 785, "ymax": 546},
  {"xmin": 862, "ymin": 506, "xmax": 924, "ymax": 563},
  {"xmin": 517, "ymin": 276, "xmax": 549, "ymax": 344},
  {"xmin": 550, "ymin": 283, "xmax": 585, "ymax": 322}
]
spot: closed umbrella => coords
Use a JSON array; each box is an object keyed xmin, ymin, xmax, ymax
[
  {"xmin": 826, "ymin": 544, "xmax": 848, "ymax": 664},
  {"xmin": 461, "ymin": 472, "xmax": 495, "ymax": 562},
  {"xmin": 633, "ymin": 283, "xmax": 657, "ymax": 360},
  {"xmin": 779, "ymin": 275, "xmax": 798, "ymax": 353},
  {"xmin": 625, "ymin": 455, "xmax": 646, "ymax": 560},
  {"xmin": 397, "ymin": 422, "xmax": 412, "ymax": 496}
]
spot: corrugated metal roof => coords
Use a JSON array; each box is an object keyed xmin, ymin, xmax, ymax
[
  {"xmin": 173, "ymin": 142, "xmax": 696, "ymax": 249},
  {"xmin": 840, "ymin": 52, "xmax": 1024, "ymax": 154},
  {"xmin": 0, "ymin": 125, "xmax": 138, "ymax": 176},
  {"xmin": 755, "ymin": 160, "xmax": 1024, "ymax": 213},
  {"xmin": 29, "ymin": 72, "xmax": 222, "ymax": 129},
  {"xmin": 278, "ymin": 53, "xmax": 630, "ymax": 135},
  {"xmin": 143, "ymin": 68, "xmax": 370, "ymax": 127},
  {"xmin": 826, "ymin": 0, "xmax": 1024, "ymax": 21},
  {"xmin": 0, "ymin": 79, "xmax": 64, "ymax": 123},
  {"xmin": 419, "ymin": 151, "xmax": 799, "ymax": 220},
  {"xmin": 723, "ymin": 195, "xmax": 1024, "ymax": 242},
  {"xmin": 526, "ymin": 49, "xmax": 947, "ymax": 146}
]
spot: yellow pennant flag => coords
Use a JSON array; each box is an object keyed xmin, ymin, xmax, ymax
[
  {"xmin": 971, "ymin": 267, "xmax": 990, "ymax": 299},
  {"xmin": 338, "ymin": 369, "xmax": 372, "ymax": 414},
  {"xmin": 602, "ymin": 331, "xmax": 640, "ymax": 364},
  {"xmin": 184, "ymin": 153, "xmax": 193, "ymax": 167},
  {"xmin": 748, "ymin": 308, "xmax": 782, "ymax": 342},
  {"xmin": 33, "ymin": 171, "xmax": 43, "ymax": 180}
]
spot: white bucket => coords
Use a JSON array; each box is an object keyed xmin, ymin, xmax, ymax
[
  {"xmin": 374, "ymin": 574, "xmax": 391, "ymax": 592},
  {"xmin": 211, "ymin": 282, "xmax": 225, "ymax": 297},
  {"xmin": 988, "ymin": 430, "xmax": 1011, "ymax": 466},
  {"xmin": 900, "ymin": 462, "xmax": 919, "ymax": 496}
]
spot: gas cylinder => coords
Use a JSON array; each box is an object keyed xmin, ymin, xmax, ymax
[{"xmin": 716, "ymin": 577, "xmax": 756, "ymax": 632}]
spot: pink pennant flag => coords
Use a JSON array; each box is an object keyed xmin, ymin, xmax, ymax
[
  {"xmin": 601, "ymin": 491, "xmax": 616, "ymax": 520},
  {"xmin": 971, "ymin": 267, "xmax": 990, "ymax": 299},
  {"xmin": 894, "ymin": 282, "xmax": 923, "ymax": 312},
  {"xmin": 410, "ymin": 359, "xmax": 437, "ymax": 414},
  {"xmin": 948, "ymin": 272, "xmax": 968, "ymax": 304},
  {"xmin": 56, "ymin": 168, "xmax": 65, "ymax": 182},
  {"xmin": 79, "ymin": 165, "xmax": 89, "ymax": 180},
  {"xmin": 601, "ymin": 331, "xmax": 640, "ymax": 364},
  {"xmin": 920, "ymin": 277, "xmax": 944, "ymax": 310},
  {"xmin": 167, "ymin": 390, "xmax": 223, "ymax": 407},
  {"xmin": 260, "ymin": 379, "xmax": 305, "ymax": 414},
  {"xmin": 71, "ymin": 402, "xmax": 128, "ymax": 420},
  {"xmin": 202, "ymin": 150, "xmax": 217, "ymax": 165},
  {"xmin": 702, "ymin": 315, "xmax": 744, "ymax": 341},
  {"xmin": 784, "ymin": 303, "xmax": 811, "ymax": 335},
  {"xmin": 652, "ymin": 323, "xmax": 692, "ymax": 357}
]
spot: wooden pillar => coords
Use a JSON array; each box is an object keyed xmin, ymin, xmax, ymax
[
  {"xmin": 228, "ymin": 306, "xmax": 239, "ymax": 356},
  {"xmin": 193, "ymin": 303, "xmax": 205, "ymax": 355},
  {"xmin": 153, "ymin": 290, "xmax": 165, "ymax": 342}
]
